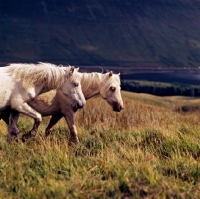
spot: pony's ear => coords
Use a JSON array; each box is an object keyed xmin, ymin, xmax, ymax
[
  {"xmin": 69, "ymin": 66, "xmax": 75, "ymax": 76},
  {"xmin": 118, "ymin": 73, "xmax": 120, "ymax": 76},
  {"xmin": 75, "ymin": 67, "xmax": 79, "ymax": 72},
  {"xmin": 109, "ymin": 71, "xmax": 113, "ymax": 77}
]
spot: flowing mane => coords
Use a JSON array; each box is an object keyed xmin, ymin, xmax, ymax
[
  {"xmin": 80, "ymin": 72, "xmax": 120, "ymax": 90},
  {"xmin": 80, "ymin": 73, "xmax": 101, "ymax": 92},
  {"xmin": 80, "ymin": 72, "xmax": 121, "ymax": 99},
  {"xmin": 5, "ymin": 62, "xmax": 74, "ymax": 89}
]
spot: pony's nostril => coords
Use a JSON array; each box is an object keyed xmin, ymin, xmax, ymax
[
  {"xmin": 113, "ymin": 103, "xmax": 123, "ymax": 112},
  {"xmin": 118, "ymin": 106, "xmax": 122, "ymax": 111},
  {"xmin": 77, "ymin": 103, "xmax": 83, "ymax": 109}
]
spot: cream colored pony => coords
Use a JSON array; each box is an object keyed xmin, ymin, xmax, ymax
[
  {"xmin": 0, "ymin": 71, "xmax": 123, "ymax": 143},
  {"xmin": 0, "ymin": 62, "xmax": 86, "ymax": 142}
]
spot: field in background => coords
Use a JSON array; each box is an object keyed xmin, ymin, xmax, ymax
[{"xmin": 1, "ymin": 91, "xmax": 200, "ymax": 198}]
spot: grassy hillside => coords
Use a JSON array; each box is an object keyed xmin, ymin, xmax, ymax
[
  {"xmin": 1, "ymin": 0, "xmax": 200, "ymax": 67},
  {"xmin": 1, "ymin": 91, "xmax": 200, "ymax": 198}
]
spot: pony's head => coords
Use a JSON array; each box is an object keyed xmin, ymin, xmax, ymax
[
  {"xmin": 61, "ymin": 66, "xmax": 86, "ymax": 109},
  {"xmin": 100, "ymin": 71, "xmax": 124, "ymax": 112}
]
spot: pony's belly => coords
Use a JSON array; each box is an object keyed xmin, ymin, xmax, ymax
[
  {"xmin": 0, "ymin": 75, "xmax": 14, "ymax": 109},
  {"xmin": 28, "ymin": 99, "xmax": 59, "ymax": 116},
  {"xmin": 0, "ymin": 89, "xmax": 12, "ymax": 109},
  {"xmin": 29, "ymin": 106, "xmax": 60, "ymax": 116}
]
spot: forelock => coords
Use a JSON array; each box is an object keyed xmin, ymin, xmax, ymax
[
  {"xmin": 68, "ymin": 67, "xmax": 80, "ymax": 82},
  {"xmin": 101, "ymin": 73, "xmax": 120, "ymax": 91}
]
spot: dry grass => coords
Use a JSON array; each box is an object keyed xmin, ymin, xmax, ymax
[{"xmin": 1, "ymin": 91, "xmax": 200, "ymax": 198}]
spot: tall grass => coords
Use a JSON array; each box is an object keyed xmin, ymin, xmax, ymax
[{"xmin": 1, "ymin": 91, "xmax": 200, "ymax": 198}]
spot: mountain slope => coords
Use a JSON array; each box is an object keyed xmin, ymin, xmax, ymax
[{"xmin": 1, "ymin": 0, "xmax": 200, "ymax": 67}]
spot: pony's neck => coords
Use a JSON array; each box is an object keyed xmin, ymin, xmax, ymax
[{"xmin": 80, "ymin": 73, "xmax": 103, "ymax": 99}]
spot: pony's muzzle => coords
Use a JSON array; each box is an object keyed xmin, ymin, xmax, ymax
[
  {"xmin": 113, "ymin": 103, "xmax": 124, "ymax": 112},
  {"xmin": 76, "ymin": 100, "xmax": 86, "ymax": 109}
]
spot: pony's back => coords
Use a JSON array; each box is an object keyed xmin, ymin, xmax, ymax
[{"xmin": 5, "ymin": 63, "xmax": 68, "ymax": 89}]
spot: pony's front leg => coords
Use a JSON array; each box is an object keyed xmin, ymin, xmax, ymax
[
  {"xmin": 64, "ymin": 112, "xmax": 79, "ymax": 144},
  {"xmin": 6, "ymin": 109, "xmax": 20, "ymax": 143},
  {"xmin": 14, "ymin": 102, "xmax": 42, "ymax": 122},
  {"xmin": 13, "ymin": 102, "xmax": 42, "ymax": 141},
  {"xmin": 44, "ymin": 113, "xmax": 63, "ymax": 137}
]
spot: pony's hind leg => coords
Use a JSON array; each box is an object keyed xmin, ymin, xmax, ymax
[
  {"xmin": 45, "ymin": 113, "xmax": 63, "ymax": 137},
  {"xmin": 6, "ymin": 109, "xmax": 20, "ymax": 143}
]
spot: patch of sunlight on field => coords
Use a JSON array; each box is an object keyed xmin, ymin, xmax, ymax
[{"xmin": 0, "ymin": 120, "xmax": 7, "ymax": 135}]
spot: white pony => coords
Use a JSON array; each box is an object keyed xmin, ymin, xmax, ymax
[
  {"xmin": 0, "ymin": 62, "xmax": 86, "ymax": 142},
  {"xmin": 0, "ymin": 71, "xmax": 123, "ymax": 143}
]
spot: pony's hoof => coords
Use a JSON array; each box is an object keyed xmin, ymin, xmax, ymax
[
  {"xmin": 6, "ymin": 134, "xmax": 19, "ymax": 143},
  {"xmin": 44, "ymin": 131, "xmax": 51, "ymax": 138},
  {"xmin": 22, "ymin": 130, "xmax": 37, "ymax": 142},
  {"xmin": 68, "ymin": 137, "xmax": 79, "ymax": 146},
  {"xmin": 14, "ymin": 137, "xmax": 19, "ymax": 143},
  {"xmin": 21, "ymin": 133, "xmax": 31, "ymax": 142},
  {"xmin": 6, "ymin": 135, "xmax": 12, "ymax": 143},
  {"xmin": 21, "ymin": 136, "xmax": 28, "ymax": 143}
]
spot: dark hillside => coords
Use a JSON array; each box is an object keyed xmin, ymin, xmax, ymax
[{"xmin": 1, "ymin": 0, "xmax": 200, "ymax": 67}]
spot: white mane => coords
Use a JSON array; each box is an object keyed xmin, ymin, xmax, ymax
[
  {"xmin": 5, "ymin": 62, "xmax": 75, "ymax": 89},
  {"xmin": 100, "ymin": 73, "xmax": 120, "ymax": 90},
  {"xmin": 80, "ymin": 72, "xmax": 121, "ymax": 99},
  {"xmin": 80, "ymin": 73, "xmax": 101, "ymax": 92}
]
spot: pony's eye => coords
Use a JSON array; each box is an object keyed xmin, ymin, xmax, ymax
[{"xmin": 110, "ymin": 86, "xmax": 116, "ymax": 92}]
